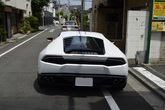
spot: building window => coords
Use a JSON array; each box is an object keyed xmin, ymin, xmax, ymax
[
  {"xmin": 26, "ymin": 4, "xmax": 28, "ymax": 10},
  {"xmin": 106, "ymin": 13, "xmax": 123, "ymax": 40}
]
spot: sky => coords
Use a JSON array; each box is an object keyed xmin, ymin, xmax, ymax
[{"xmin": 54, "ymin": 0, "xmax": 92, "ymax": 10}]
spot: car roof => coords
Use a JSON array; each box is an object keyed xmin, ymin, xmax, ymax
[{"xmin": 60, "ymin": 31, "xmax": 105, "ymax": 39}]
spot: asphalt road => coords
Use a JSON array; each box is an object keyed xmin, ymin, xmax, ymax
[{"xmin": 0, "ymin": 26, "xmax": 164, "ymax": 110}]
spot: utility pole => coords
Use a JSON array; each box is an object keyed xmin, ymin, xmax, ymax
[
  {"xmin": 53, "ymin": 0, "xmax": 57, "ymax": 17},
  {"xmin": 68, "ymin": 0, "xmax": 70, "ymax": 10},
  {"xmin": 58, "ymin": 0, "xmax": 60, "ymax": 20},
  {"xmin": 68, "ymin": 0, "xmax": 70, "ymax": 21},
  {"xmin": 81, "ymin": 0, "xmax": 84, "ymax": 31}
]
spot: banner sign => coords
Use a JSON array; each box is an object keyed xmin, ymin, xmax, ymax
[
  {"xmin": 153, "ymin": 0, "xmax": 165, "ymax": 20},
  {"xmin": 152, "ymin": 22, "xmax": 165, "ymax": 31}
]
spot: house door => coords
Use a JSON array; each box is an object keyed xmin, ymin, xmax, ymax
[{"xmin": 6, "ymin": 13, "xmax": 12, "ymax": 38}]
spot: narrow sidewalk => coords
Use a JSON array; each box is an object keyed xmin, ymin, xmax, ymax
[
  {"xmin": 129, "ymin": 63, "xmax": 165, "ymax": 100},
  {"xmin": 0, "ymin": 33, "xmax": 27, "ymax": 48}
]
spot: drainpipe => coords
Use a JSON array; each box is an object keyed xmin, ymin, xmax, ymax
[{"xmin": 146, "ymin": 0, "xmax": 153, "ymax": 64}]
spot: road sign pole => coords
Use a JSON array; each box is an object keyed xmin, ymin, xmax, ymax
[
  {"xmin": 42, "ymin": 11, "xmax": 44, "ymax": 27},
  {"xmin": 146, "ymin": 0, "xmax": 153, "ymax": 63}
]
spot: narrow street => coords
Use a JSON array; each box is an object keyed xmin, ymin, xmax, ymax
[{"xmin": 0, "ymin": 26, "xmax": 164, "ymax": 110}]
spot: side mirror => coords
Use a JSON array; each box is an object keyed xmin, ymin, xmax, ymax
[{"xmin": 47, "ymin": 37, "xmax": 53, "ymax": 42}]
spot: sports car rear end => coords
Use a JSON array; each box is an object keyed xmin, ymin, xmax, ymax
[{"xmin": 38, "ymin": 31, "xmax": 128, "ymax": 89}]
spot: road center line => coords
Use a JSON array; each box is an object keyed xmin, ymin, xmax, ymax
[
  {"xmin": 49, "ymin": 29, "xmax": 55, "ymax": 32},
  {"xmin": 102, "ymin": 89, "xmax": 120, "ymax": 110},
  {"xmin": 0, "ymin": 29, "xmax": 48, "ymax": 58}
]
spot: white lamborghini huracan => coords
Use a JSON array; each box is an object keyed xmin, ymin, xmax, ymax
[{"xmin": 38, "ymin": 31, "xmax": 128, "ymax": 89}]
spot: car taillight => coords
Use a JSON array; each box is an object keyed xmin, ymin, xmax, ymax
[
  {"xmin": 105, "ymin": 58, "xmax": 126, "ymax": 66},
  {"xmin": 63, "ymin": 26, "xmax": 67, "ymax": 28},
  {"xmin": 42, "ymin": 56, "xmax": 65, "ymax": 64}
]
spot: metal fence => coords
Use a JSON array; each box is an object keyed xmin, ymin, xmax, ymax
[{"xmin": 40, "ymin": 11, "xmax": 53, "ymax": 26}]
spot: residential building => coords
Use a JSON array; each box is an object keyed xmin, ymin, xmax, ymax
[
  {"xmin": 42, "ymin": 0, "xmax": 54, "ymax": 26},
  {"xmin": 0, "ymin": 0, "xmax": 32, "ymax": 38},
  {"xmin": 43, "ymin": 0, "xmax": 55, "ymax": 17},
  {"xmin": 92, "ymin": 0, "xmax": 165, "ymax": 63}
]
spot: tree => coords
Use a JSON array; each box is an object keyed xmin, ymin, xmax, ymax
[
  {"xmin": 0, "ymin": 1, "xmax": 5, "ymax": 19},
  {"xmin": 60, "ymin": 11, "xmax": 63, "ymax": 16},
  {"xmin": 64, "ymin": 15, "xmax": 68, "ymax": 20},
  {"xmin": 56, "ymin": 13, "xmax": 59, "ymax": 17},
  {"xmin": 71, "ymin": 9, "xmax": 74, "ymax": 13},
  {"xmin": 31, "ymin": 0, "xmax": 49, "ymax": 22},
  {"xmin": 70, "ymin": 13, "xmax": 73, "ymax": 20},
  {"xmin": 0, "ymin": 1, "xmax": 6, "ymax": 42}
]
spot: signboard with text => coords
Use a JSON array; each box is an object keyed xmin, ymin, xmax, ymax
[
  {"xmin": 151, "ymin": 22, "xmax": 165, "ymax": 31},
  {"xmin": 153, "ymin": 0, "xmax": 165, "ymax": 20}
]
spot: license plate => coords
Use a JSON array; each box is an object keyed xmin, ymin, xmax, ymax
[{"xmin": 75, "ymin": 77, "xmax": 93, "ymax": 87}]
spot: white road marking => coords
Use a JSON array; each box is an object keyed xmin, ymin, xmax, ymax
[
  {"xmin": 102, "ymin": 89, "xmax": 120, "ymax": 110},
  {"xmin": 49, "ymin": 29, "xmax": 55, "ymax": 32},
  {"xmin": 0, "ymin": 29, "xmax": 48, "ymax": 58},
  {"xmin": 133, "ymin": 67, "xmax": 165, "ymax": 90}
]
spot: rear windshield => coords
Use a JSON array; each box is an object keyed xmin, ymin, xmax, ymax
[
  {"xmin": 65, "ymin": 21, "xmax": 76, "ymax": 25},
  {"xmin": 64, "ymin": 36, "xmax": 105, "ymax": 55}
]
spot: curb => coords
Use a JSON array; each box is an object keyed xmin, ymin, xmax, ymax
[
  {"xmin": 0, "ymin": 42, "xmax": 6, "ymax": 47},
  {"xmin": 129, "ymin": 68, "xmax": 165, "ymax": 101},
  {"xmin": 0, "ymin": 34, "xmax": 28, "ymax": 48}
]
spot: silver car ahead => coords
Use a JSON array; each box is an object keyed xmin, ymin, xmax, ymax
[{"xmin": 62, "ymin": 21, "xmax": 79, "ymax": 31}]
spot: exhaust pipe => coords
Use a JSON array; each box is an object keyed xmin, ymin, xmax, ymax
[
  {"xmin": 42, "ymin": 76, "xmax": 55, "ymax": 84},
  {"xmin": 113, "ymin": 79, "xmax": 125, "ymax": 86},
  {"xmin": 113, "ymin": 79, "xmax": 120, "ymax": 85}
]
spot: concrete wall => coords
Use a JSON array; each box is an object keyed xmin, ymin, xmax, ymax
[
  {"xmin": 1, "ymin": 0, "xmax": 31, "ymax": 17},
  {"xmin": 160, "ymin": 33, "xmax": 165, "ymax": 60},
  {"xmin": 1, "ymin": 0, "xmax": 16, "ymax": 8},
  {"xmin": 24, "ymin": 0, "xmax": 32, "ymax": 17},
  {"xmin": 149, "ymin": 32, "xmax": 165, "ymax": 63},
  {"xmin": 126, "ymin": 11, "xmax": 149, "ymax": 60},
  {"xmin": 44, "ymin": 3, "xmax": 55, "ymax": 17}
]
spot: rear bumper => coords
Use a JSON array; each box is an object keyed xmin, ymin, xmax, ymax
[
  {"xmin": 38, "ymin": 73, "xmax": 127, "ymax": 87},
  {"xmin": 62, "ymin": 28, "xmax": 80, "ymax": 31},
  {"xmin": 38, "ymin": 61, "xmax": 128, "ymax": 76}
]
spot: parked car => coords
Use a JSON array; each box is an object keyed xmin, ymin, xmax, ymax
[
  {"xmin": 38, "ymin": 31, "xmax": 128, "ymax": 89},
  {"xmin": 62, "ymin": 21, "xmax": 79, "ymax": 31}
]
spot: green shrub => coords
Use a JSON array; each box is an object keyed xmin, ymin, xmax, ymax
[
  {"xmin": 0, "ymin": 1, "xmax": 5, "ymax": 19},
  {"xmin": 0, "ymin": 25, "xmax": 7, "ymax": 42},
  {"xmin": 25, "ymin": 16, "xmax": 39, "ymax": 32},
  {"xmin": 18, "ymin": 19, "xmax": 32, "ymax": 34}
]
